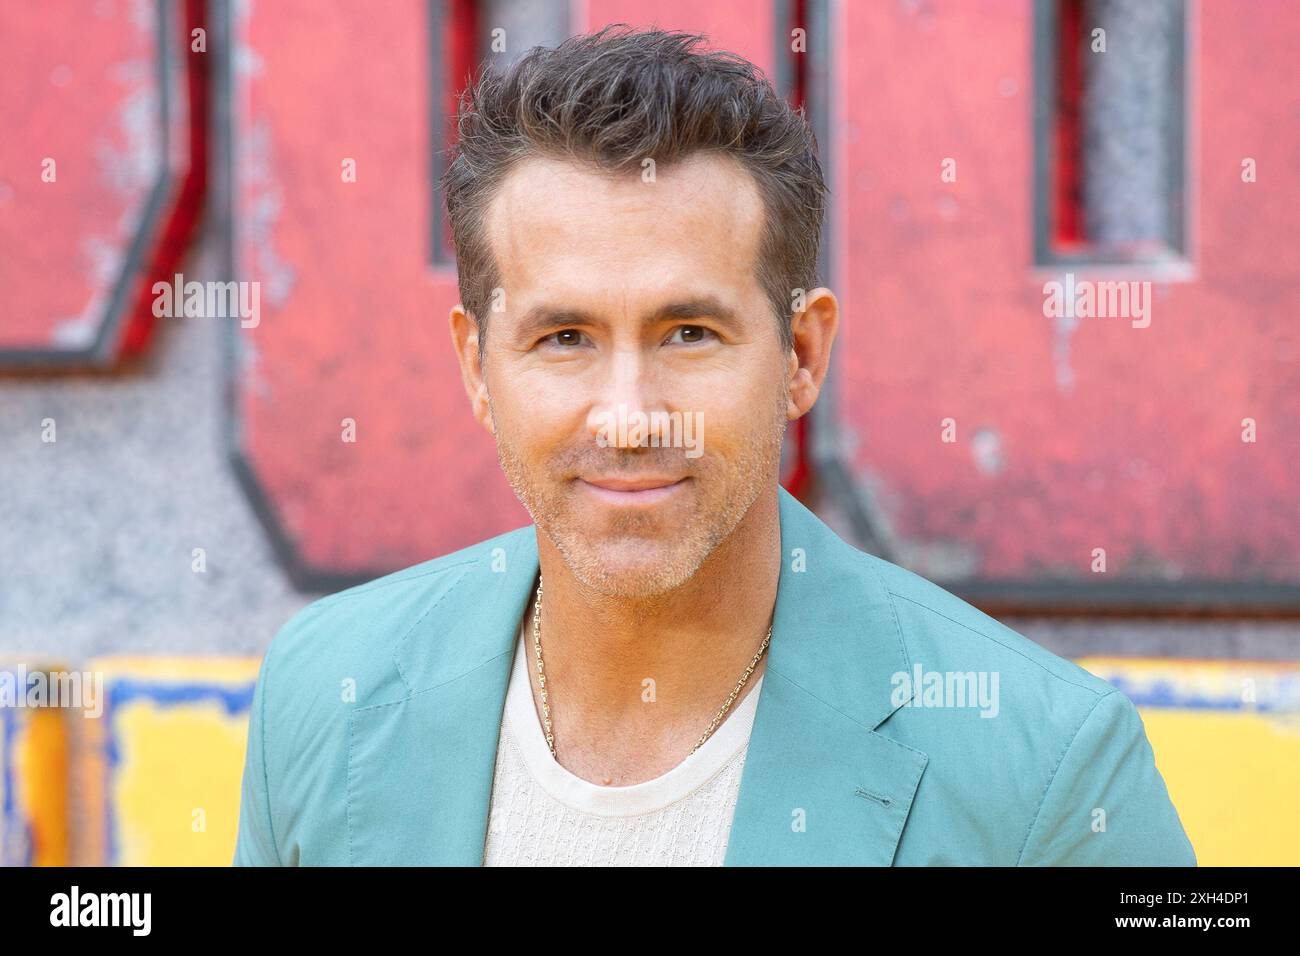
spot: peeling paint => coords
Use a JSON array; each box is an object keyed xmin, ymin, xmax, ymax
[
  {"xmin": 47, "ymin": 0, "xmax": 160, "ymax": 350},
  {"xmin": 235, "ymin": 0, "xmax": 294, "ymax": 307},
  {"xmin": 970, "ymin": 426, "xmax": 1005, "ymax": 475},
  {"xmin": 1051, "ymin": 306, "xmax": 1079, "ymax": 393}
]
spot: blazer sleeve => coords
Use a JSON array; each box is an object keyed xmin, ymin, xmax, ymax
[
  {"xmin": 1017, "ymin": 689, "xmax": 1197, "ymax": 866},
  {"xmin": 233, "ymin": 646, "xmax": 283, "ymax": 866}
]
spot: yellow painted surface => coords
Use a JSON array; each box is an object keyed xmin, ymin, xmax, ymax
[
  {"xmin": 0, "ymin": 662, "xmax": 70, "ymax": 866},
  {"xmin": 1076, "ymin": 657, "xmax": 1300, "ymax": 867},
  {"xmin": 16, "ymin": 706, "xmax": 70, "ymax": 866},
  {"xmin": 85, "ymin": 656, "xmax": 262, "ymax": 867},
  {"xmin": 93, "ymin": 657, "xmax": 266, "ymax": 682},
  {"xmin": 1138, "ymin": 709, "xmax": 1300, "ymax": 866},
  {"xmin": 111, "ymin": 698, "xmax": 252, "ymax": 866},
  {"xmin": 2, "ymin": 709, "xmax": 70, "ymax": 865}
]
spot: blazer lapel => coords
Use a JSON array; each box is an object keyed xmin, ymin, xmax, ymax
[
  {"xmin": 346, "ymin": 525, "xmax": 540, "ymax": 865},
  {"xmin": 723, "ymin": 489, "xmax": 929, "ymax": 866}
]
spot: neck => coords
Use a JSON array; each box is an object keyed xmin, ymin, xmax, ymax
[{"xmin": 526, "ymin": 484, "xmax": 782, "ymax": 784}]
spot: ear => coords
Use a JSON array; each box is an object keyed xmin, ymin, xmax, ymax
[
  {"xmin": 785, "ymin": 287, "xmax": 839, "ymax": 420},
  {"xmin": 449, "ymin": 304, "xmax": 495, "ymax": 435}
]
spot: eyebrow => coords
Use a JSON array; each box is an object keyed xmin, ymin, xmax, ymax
[{"xmin": 513, "ymin": 295, "xmax": 743, "ymax": 342}]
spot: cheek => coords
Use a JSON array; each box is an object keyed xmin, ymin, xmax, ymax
[
  {"xmin": 687, "ymin": 407, "xmax": 762, "ymax": 468},
  {"xmin": 492, "ymin": 379, "xmax": 581, "ymax": 460},
  {"xmin": 686, "ymin": 370, "xmax": 783, "ymax": 445}
]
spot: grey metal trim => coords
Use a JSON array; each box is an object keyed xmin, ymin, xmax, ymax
[
  {"xmin": 771, "ymin": 0, "xmax": 792, "ymax": 100},
  {"xmin": 429, "ymin": 0, "xmax": 452, "ymax": 267},
  {"xmin": 1031, "ymin": 0, "xmax": 1191, "ymax": 268},
  {"xmin": 945, "ymin": 579, "xmax": 1300, "ymax": 617}
]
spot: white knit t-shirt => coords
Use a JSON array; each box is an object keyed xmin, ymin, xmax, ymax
[{"xmin": 482, "ymin": 619, "xmax": 764, "ymax": 866}]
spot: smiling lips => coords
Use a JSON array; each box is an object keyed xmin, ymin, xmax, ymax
[{"xmin": 577, "ymin": 475, "xmax": 689, "ymax": 505}]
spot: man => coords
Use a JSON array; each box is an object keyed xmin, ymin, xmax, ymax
[{"xmin": 234, "ymin": 26, "xmax": 1196, "ymax": 866}]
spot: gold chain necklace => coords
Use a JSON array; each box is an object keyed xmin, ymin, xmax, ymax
[{"xmin": 530, "ymin": 574, "xmax": 772, "ymax": 760}]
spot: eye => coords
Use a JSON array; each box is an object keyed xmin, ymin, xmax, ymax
[
  {"xmin": 665, "ymin": 325, "xmax": 716, "ymax": 345},
  {"xmin": 543, "ymin": 329, "xmax": 588, "ymax": 348}
]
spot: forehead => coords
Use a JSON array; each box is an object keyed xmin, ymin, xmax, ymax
[{"xmin": 483, "ymin": 152, "xmax": 766, "ymax": 305}]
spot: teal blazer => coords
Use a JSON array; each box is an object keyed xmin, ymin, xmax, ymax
[{"xmin": 234, "ymin": 487, "xmax": 1196, "ymax": 866}]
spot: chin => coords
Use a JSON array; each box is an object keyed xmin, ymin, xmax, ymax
[{"xmin": 559, "ymin": 536, "xmax": 708, "ymax": 598}]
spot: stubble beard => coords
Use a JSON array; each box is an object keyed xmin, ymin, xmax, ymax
[{"xmin": 488, "ymin": 385, "xmax": 790, "ymax": 600}]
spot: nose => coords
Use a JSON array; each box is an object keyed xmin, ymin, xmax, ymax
[{"xmin": 585, "ymin": 346, "xmax": 673, "ymax": 449}]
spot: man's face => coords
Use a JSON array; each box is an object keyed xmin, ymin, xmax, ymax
[{"xmin": 477, "ymin": 152, "xmax": 792, "ymax": 598}]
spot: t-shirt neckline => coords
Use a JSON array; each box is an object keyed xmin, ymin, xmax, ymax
[{"xmin": 503, "ymin": 618, "xmax": 765, "ymax": 817}]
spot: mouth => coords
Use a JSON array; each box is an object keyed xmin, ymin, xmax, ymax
[{"xmin": 577, "ymin": 475, "xmax": 690, "ymax": 506}]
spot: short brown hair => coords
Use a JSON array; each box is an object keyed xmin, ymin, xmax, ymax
[{"xmin": 442, "ymin": 24, "xmax": 827, "ymax": 358}]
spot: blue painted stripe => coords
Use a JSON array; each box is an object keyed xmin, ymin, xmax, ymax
[
  {"xmin": 1100, "ymin": 673, "xmax": 1300, "ymax": 712},
  {"xmin": 0, "ymin": 681, "xmax": 38, "ymax": 867}
]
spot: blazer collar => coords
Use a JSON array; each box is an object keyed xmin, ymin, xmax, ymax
[{"xmin": 347, "ymin": 486, "xmax": 927, "ymax": 865}]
